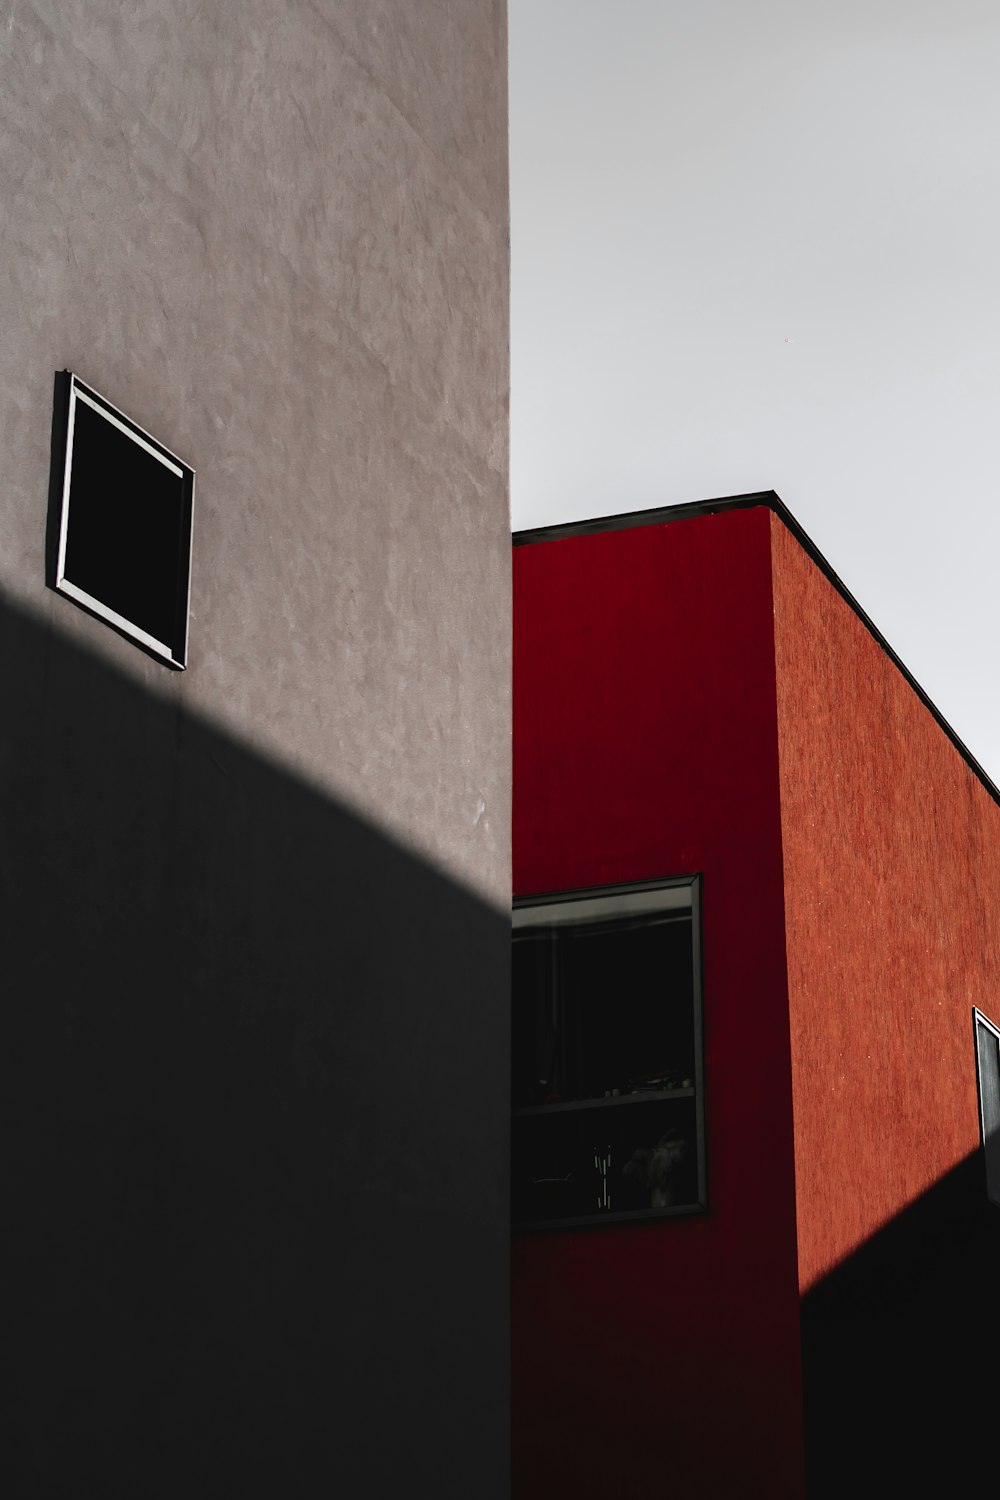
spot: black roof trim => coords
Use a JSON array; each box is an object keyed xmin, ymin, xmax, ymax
[{"xmin": 513, "ymin": 490, "xmax": 1000, "ymax": 811}]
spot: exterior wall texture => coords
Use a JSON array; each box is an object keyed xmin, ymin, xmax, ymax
[
  {"xmin": 514, "ymin": 499, "xmax": 1000, "ymax": 1495},
  {"xmin": 0, "ymin": 0, "xmax": 509, "ymax": 901},
  {"xmin": 0, "ymin": 5, "xmax": 510, "ymax": 1496},
  {"xmin": 772, "ymin": 511, "xmax": 990, "ymax": 1293},
  {"xmin": 512, "ymin": 508, "xmax": 804, "ymax": 1500},
  {"xmin": 771, "ymin": 510, "xmax": 1000, "ymax": 1494}
]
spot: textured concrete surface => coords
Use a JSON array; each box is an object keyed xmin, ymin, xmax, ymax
[
  {"xmin": 1, "ymin": 595, "xmax": 511, "ymax": 1499},
  {"xmin": 0, "ymin": 0, "xmax": 509, "ymax": 904},
  {"xmin": 0, "ymin": 5, "xmax": 509, "ymax": 1495}
]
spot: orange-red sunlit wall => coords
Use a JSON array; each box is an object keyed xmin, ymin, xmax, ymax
[
  {"xmin": 512, "ymin": 508, "xmax": 804, "ymax": 1500},
  {"xmin": 771, "ymin": 514, "xmax": 993, "ymax": 1289}
]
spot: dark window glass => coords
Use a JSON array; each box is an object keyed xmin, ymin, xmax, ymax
[
  {"xmin": 512, "ymin": 881, "xmax": 705, "ymax": 1230},
  {"xmin": 975, "ymin": 1012, "xmax": 1000, "ymax": 1207},
  {"xmin": 513, "ymin": 917, "xmax": 694, "ymax": 1107}
]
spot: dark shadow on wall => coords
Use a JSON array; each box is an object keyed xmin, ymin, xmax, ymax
[
  {"xmin": 801, "ymin": 1149, "xmax": 1000, "ymax": 1497},
  {"xmin": 0, "ymin": 594, "xmax": 509, "ymax": 1500}
]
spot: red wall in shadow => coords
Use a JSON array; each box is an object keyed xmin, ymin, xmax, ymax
[{"xmin": 513, "ymin": 508, "xmax": 804, "ymax": 1499}]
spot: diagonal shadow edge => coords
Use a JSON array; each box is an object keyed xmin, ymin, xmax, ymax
[
  {"xmin": 800, "ymin": 1145, "xmax": 999, "ymax": 1497},
  {"xmin": 0, "ymin": 591, "xmax": 510, "ymax": 1500}
]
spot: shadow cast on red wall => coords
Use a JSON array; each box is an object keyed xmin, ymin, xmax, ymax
[{"xmin": 802, "ymin": 1148, "xmax": 999, "ymax": 1496}]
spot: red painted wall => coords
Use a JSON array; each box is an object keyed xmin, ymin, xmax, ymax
[
  {"xmin": 771, "ymin": 513, "xmax": 997, "ymax": 1289},
  {"xmin": 513, "ymin": 508, "xmax": 804, "ymax": 1499},
  {"xmin": 770, "ymin": 510, "xmax": 1000, "ymax": 1494}
]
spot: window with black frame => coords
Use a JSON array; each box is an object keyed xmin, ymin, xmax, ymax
[
  {"xmin": 974, "ymin": 1007, "xmax": 1000, "ymax": 1207},
  {"xmin": 512, "ymin": 877, "xmax": 706, "ymax": 1230}
]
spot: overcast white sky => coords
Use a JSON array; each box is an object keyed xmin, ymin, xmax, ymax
[{"xmin": 509, "ymin": 0, "xmax": 1000, "ymax": 784}]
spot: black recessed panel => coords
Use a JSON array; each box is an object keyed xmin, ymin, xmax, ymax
[{"xmin": 55, "ymin": 378, "xmax": 194, "ymax": 666}]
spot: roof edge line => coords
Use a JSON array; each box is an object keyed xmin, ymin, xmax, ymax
[{"xmin": 512, "ymin": 491, "xmax": 1000, "ymax": 813}]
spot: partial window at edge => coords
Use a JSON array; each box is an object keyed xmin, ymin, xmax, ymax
[{"xmin": 975, "ymin": 1007, "xmax": 1000, "ymax": 1208}]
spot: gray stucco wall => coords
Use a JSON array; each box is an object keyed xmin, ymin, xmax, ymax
[
  {"xmin": 1, "ymin": 0, "xmax": 509, "ymax": 902},
  {"xmin": 1, "ymin": 4, "xmax": 509, "ymax": 1495}
]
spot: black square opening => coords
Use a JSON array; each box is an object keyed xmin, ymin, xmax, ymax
[{"xmin": 52, "ymin": 374, "xmax": 195, "ymax": 668}]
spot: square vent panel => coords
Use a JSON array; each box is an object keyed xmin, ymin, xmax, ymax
[{"xmin": 53, "ymin": 373, "xmax": 195, "ymax": 669}]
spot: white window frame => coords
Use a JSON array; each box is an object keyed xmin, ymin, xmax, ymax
[{"xmin": 54, "ymin": 372, "xmax": 195, "ymax": 670}]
